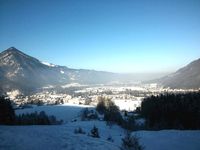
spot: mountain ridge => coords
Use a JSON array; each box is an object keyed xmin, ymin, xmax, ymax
[
  {"xmin": 1, "ymin": 47, "xmax": 199, "ymax": 93},
  {"xmin": 0, "ymin": 47, "xmax": 118, "ymax": 93},
  {"xmin": 156, "ymin": 58, "xmax": 200, "ymax": 89}
]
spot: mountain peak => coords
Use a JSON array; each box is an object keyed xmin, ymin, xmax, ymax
[
  {"xmin": 7, "ymin": 47, "xmax": 18, "ymax": 50},
  {"xmin": 0, "ymin": 47, "xmax": 35, "ymax": 61},
  {"xmin": 0, "ymin": 47, "xmax": 42, "ymax": 69},
  {"xmin": 5, "ymin": 47, "xmax": 24, "ymax": 54}
]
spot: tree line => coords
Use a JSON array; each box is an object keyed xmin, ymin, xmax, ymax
[
  {"xmin": 0, "ymin": 96, "xmax": 62, "ymax": 125},
  {"xmin": 140, "ymin": 92, "xmax": 200, "ymax": 130}
]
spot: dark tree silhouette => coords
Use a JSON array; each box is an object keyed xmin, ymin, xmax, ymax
[
  {"xmin": 141, "ymin": 92, "xmax": 200, "ymax": 129},
  {"xmin": 90, "ymin": 125, "xmax": 100, "ymax": 138},
  {"xmin": 0, "ymin": 96, "xmax": 15, "ymax": 125}
]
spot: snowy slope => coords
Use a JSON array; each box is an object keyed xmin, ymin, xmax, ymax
[
  {"xmin": 1, "ymin": 105, "xmax": 200, "ymax": 150},
  {"xmin": 0, "ymin": 122, "xmax": 200, "ymax": 150},
  {"xmin": 16, "ymin": 104, "xmax": 92, "ymax": 123},
  {"xmin": 0, "ymin": 121, "xmax": 123, "ymax": 150},
  {"xmin": 135, "ymin": 130, "xmax": 200, "ymax": 150}
]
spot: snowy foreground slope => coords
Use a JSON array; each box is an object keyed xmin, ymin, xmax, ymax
[
  {"xmin": 1, "ymin": 104, "xmax": 200, "ymax": 150},
  {"xmin": 0, "ymin": 122, "xmax": 122, "ymax": 150},
  {"xmin": 137, "ymin": 130, "xmax": 200, "ymax": 150},
  {"xmin": 1, "ymin": 122, "xmax": 200, "ymax": 150}
]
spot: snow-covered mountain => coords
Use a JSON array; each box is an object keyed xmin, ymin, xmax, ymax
[
  {"xmin": 0, "ymin": 47, "xmax": 117, "ymax": 93},
  {"xmin": 156, "ymin": 58, "xmax": 200, "ymax": 89}
]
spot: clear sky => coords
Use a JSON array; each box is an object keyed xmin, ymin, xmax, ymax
[{"xmin": 0, "ymin": 0, "xmax": 200, "ymax": 73}]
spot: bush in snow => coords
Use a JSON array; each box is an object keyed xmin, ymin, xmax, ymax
[
  {"xmin": 90, "ymin": 125, "xmax": 100, "ymax": 138},
  {"xmin": 96, "ymin": 96, "xmax": 107, "ymax": 114},
  {"xmin": 107, "ymin": 135, "xmax": 114, "ymax": 142},
  {"xmin": 121, "ymin": 115, "xmax": 136, "ymax": 131},
  {"xmin": 0, "ymin": 96, "xmax": 15, "ymax": 125},
  {"xmin": 96, "ymin": 96, "xmax": 137, "ymax": 130},
  {"xmin": 121, "ymin": 131, "xmax": 144, "ymax": 150},
  {"xmin": 96, "ymin": 96, "xmax": 123, "ymax": 125},
  {"xmin": 104, "ymin": 100, "xmax": 123, "ymax": 126},
  {"xmin": 81, "ymin": 108, "xmax": 98, "ymax": 121},
  {"xmin": 74, "ymin": 127, "xmax": 86, "ymax": 134}
]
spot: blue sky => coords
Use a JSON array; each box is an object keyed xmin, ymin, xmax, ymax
[{"xmin": 0, "ymin": 0, "xmax": 200, "ymax": 73}]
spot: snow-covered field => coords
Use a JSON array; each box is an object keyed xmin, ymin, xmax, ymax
[
  {"xmin": 1, "ymin": 105, "xmax": 200, "ymax": 150},
  {"xmin": 1, "ymin": 122, "xmax": 200, "ymax": 150},
  {"xmin": 113, "ymin": 99, "xmax": 142, "ymax": 111},
  {"xmin": 136, "ymin": 130, "xmax": 200, "ymax": 150},
  {"xmin": 16, "ymin": 104, "xmax": 93, "ymax": 123},
  {"xmin": 0, "ymin": 121, "xmax": 122, "ymax": 150}
]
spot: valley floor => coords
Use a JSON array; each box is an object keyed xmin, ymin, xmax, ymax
[{"xmin": 1, "ymin": 121, "xmax": 200, "ymax": 150}]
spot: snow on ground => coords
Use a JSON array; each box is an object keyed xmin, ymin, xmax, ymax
[
  {"xmin": 0, "ymin": 121, "xmax": 123, "ymax": 150},
  {"xmin": 60, "ymin": 70, "xmax": 64, "ymax": 74},
  {"xmin": 0, "ymin": 122, "xmax": 200, "ymax": 150},
  {"xmin": 41, "ymin": 61, "xmax": 56, "ymax": 67},
  {"xmin": 135, "ymin": 130, "xmax": 200, "ymax": 150},
  {"xmin": 2, "ymin": 105, "xmax": 200, "ymax": 150},
  {"xmin": 16, "ymin": 104, "xmax": 93, "ymax": 123},
  {"xmin": 75, "ymin": 86, "xmax": 147, "ymax": 93},
  {"xmin": 42, "ymin": 85, "xmax": 54, "ymax": 89},
  {"xmin": 61, "ymin": 83, "xmax": 85, "ymax": 88},
  {"xmin": 113, "ymin": 99, "xmax": 142, "ymax": 111}
]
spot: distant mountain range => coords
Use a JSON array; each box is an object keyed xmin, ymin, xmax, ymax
[
  {"xmin": 0, "ymin": 47, "xmax": 118, "ymax": 93},
  {"xmin": 156, "ymin": 58, "xmax": 200, "ymax": 89},
  {"xmin": 0, "ymin": 47, "xmax": 199, "ymax": 94}
]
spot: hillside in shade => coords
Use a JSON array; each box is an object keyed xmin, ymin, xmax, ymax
[
  {"xmin": 0, "ymin": 47, "xmax": 118, "ymax": 93},
  {"xmin": 156, "ymin": 58, "xmax": 200, "ymax": 89}
]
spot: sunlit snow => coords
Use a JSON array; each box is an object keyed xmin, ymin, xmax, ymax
[{"xmin": 41, "ymin": 61, "xmax": 55, "ymax": 67}]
